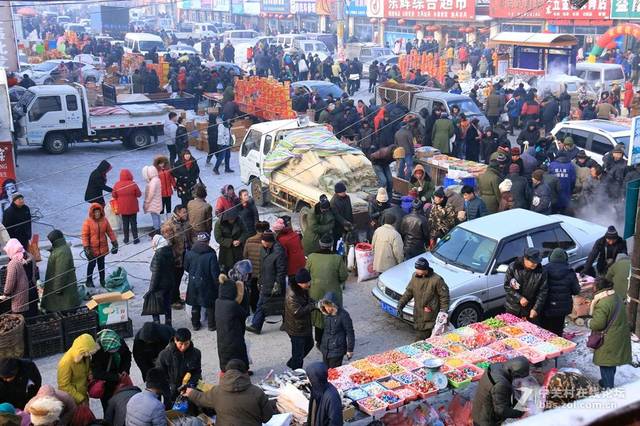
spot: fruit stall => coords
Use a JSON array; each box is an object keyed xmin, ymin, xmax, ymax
[{"xmin": 327, "ymin": 313, "xmax": 576, "ymax": 418}]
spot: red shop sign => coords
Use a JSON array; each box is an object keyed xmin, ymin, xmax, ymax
[
  {"xmin": 490, "ymin": 0, "xmax": 610, "ymax": 19},
  {"xmin": 386, "ymin": 0, "xmax": 475, "ymax": 21},
  {"xmin": 0, "ymin": 141, "xmax": 16, "ymax": 192}
]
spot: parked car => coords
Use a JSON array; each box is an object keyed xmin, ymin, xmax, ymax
[
  {"xmin": 291, "ymin": 80, "xmax": 345, "ymax": 100},
  {"xmin": 550, "ymin": 119, "xmax": 630, "ymax": 164},
  {"xmin": 24, "ymin": 60, "xmax": 104, "ymax": 85},
  {"xmin": 202, "ymin": 61, "xmax": 244, "ymax": 76},
  {"xmin": 362, "ymin": 54, "xmax": 399, "ymax": 79},
  {"xmin": 534, "ymin": 74, "xmax": 597, "ymax": 102},
  {"xmin": 372, "ymin": 209, "xmax": 605, "ymax": 327},
  {"xmin": 574, "ymin": 62, "xmax": 625, "ymax": 92},
  {"xmin": 345, "ymin": 42, "xmax": 393, "ymax": 63},
  {"xmin": 285, "ymin": 39, "xmax": 331, "ymax": 61},
  {"xmin": 167, "ymin": 44, "xmax": 199, "ymax": 56}
]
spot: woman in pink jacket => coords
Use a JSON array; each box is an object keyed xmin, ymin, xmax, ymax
[
  {"xmin": 143, "ymin": 165, "xmax": 163, "ymax": 236},
  {"xmin": 1, "ymin": 238, "xmax": 37, "ymax": 317}
]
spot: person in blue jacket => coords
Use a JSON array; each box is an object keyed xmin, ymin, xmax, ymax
[
  {"xmin": 306, "ymin": 362, "xmax": 344, "ymax": 426},
  {"xmin": 548, "ymin": 153, "xmax": 576, "ymax": 215}
]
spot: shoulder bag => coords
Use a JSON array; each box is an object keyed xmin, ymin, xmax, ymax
[{"xmin": 587, "ymin": 296, "xmax": 621, "ymax": 350}]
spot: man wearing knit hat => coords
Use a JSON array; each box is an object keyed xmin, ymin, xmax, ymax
[
  {"xmin": 283, "ymin": 268, "xmax": 316, "ymax": 369},
  {"xmin": 397, "ymin": 257, "xmax": 450, "ymax": 340},
  {"xmin": 368, "ymin": 188, "xmax": 389, "ymax": 239},
  {"xmin": 0, "ymin": 357, "xmax": 41, "ymax": 409},
  {"xmin": 400, "ymin": 199, "xmax": 429, "ymax": 258},
  {"xmin": 504, "ymin": 248, "xmax": 547, "ymax": 321},
  {"xmin": 381, "ymin": 192, "xmax": 406, "ymax": 232},
  {"xmin": 506, "ymin": 164, "xmax": 531, "ymax": 210},
  {"xmin": 584, "ymin": 226, "xmax": 628, "ymax": 277},
  {"xmin": 510, "ymin": 146, "xmax": 524, "ymax": 175},
  {"xmin": 302, "ymin": 195, "xmax": 335, "ymax": 256},
  {"xmin": 531, "ymin": 170, "xmax": 552, "ymax": 214},
  {"xmin": 330, "ymin": 181, "xmax": 353, "ymax": 247}
]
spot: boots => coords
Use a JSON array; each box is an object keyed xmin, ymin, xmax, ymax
[{"xmin": 86, "ymin": 277, "xmax": 94, "ymax": 287}]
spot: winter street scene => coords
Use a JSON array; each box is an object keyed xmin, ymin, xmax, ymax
[{"xmin": 3, "ymin": 0, "xmax": 640, "ymax": 425}]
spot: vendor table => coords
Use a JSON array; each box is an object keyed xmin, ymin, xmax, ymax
[{"xmin": 415, "ymin": 154, "xmax": 488, "ymax": 187}]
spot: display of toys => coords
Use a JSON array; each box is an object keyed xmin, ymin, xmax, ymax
[
  {"xmin": 393, "ymin": 372, "xmax": 419, "ymax": 385},
  {"xmin": 393, "ymin": 386, "xmax": 419, "ymax": 402},
  {"xmin": 517, "ymin": 347, "xmax": 546, "ymax": 364},
  {"xmin": 409, "ymin": 379, "xmax": 438, "ymax": 398},
  {"xmin": 518, "ymin": 334, "xmax": 542, "ymax": 346},
  {"xmin": 500, "ymin": 326, "xmax": 525, "ymax": 337},
  {"xmin": 487, "ymin": 354, "xmax": 509, "ymax": 364},
  {"xmin": 357, "ymin": 396, "xmax": 388, "ymax": 416},
  {"xmin": 368, "ymin": 350, "xmax": 407, "ymax": 365},
  {"xmin": 397, "ymin": 358, "xmax": 422, "ymax": 371},
  {"xmin": 428, "ymin": 347, "xmax": 452, "ymax": 358},
  {"xmin": 446, "ymin": 370, "xmax": 471, "ymax": 388},
  {"xmin": 411, "ymin": 341, "xmax": 433, "ymax": 352},
  {"xmin": 446, "ymin": 343, "xmax": 467, "ymax": 354},
  {"xmin": 377, "ymin": 390, "xmax": 403, "ymax": 409},
  {"xmin": 549, "ymin": 337, "xmax": 577, "ymax": 354},
  {"xmin": 444, "ymin": 358, "xmax": 465, "ymax": 368},
  {"xmin": 378, "ymin": 378, "xmax": 403, "ymax": 390},
  {"xmin": 361, "ymin": 381, "xmax": 387, "ymax": 396},
  {"xmin": 396, "ymin": 345, "xmax": 421, "ymax": 357},
  {"xmin": 459, "ymin": 364, "xmax": 484, "ymax": 382},
  {"xmin": 350, "ymin": 371, "xmax": 374, "ymax": 385},
  {"xmin": 345, "ymin": 387, "xmax": 369, "ymax": 401},
  {"xmin": 381, "ymin": 363, "xmax": 405, "ymax": 375},
  {"xmin": 483, "ymin": 318, "xmax": 506, "ymax": 328},
  {"xmin": 502, "ymin": 338, "xmax": 525, "ymax": 350},
  {"xmin": 495, "ymin": 313, "xmax": 525, "ymax": 325}
]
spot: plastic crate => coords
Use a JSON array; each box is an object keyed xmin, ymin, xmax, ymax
[
  {"xmin": 100, "ymin": 319, "xmax": 133, "ymax": 339},
  {"xmin": 27, "ymin": 335, "xmax": 64, "ymax": 359},
  {"xmin": 25, "ymin": 313, "xmax": 63, "ymax": 342},
  {"xmin": 61, "ymin": 307, "xmax": 98, "ymax": 334}
]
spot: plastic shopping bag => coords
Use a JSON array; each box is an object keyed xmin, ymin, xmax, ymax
[
  {"xmin": 347, "ymin": 245, "xmax": 356, "ymax": 271},
  {"xmin": 355, "ymin": 243, "xmax": 378, "ymax": 283},
  {"xmin": 104, "ymin": 202, "xmax": 121, "ymax": 231}
]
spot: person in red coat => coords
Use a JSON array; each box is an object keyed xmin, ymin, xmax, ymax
[
  {"xmin": 81, "ymin": 203, "xmax": 118, "ymax": 287},
  {"xmin": 215, "ymin": 184, "xmax": 239, "ymax": 217},
  {"xmin": 273, "ymin": 216, "xmax": 306, "ymax": 283},
  {"xmin": 154, "ymin": 156, "xmax": 176, "ymax": 219},
  {"xmin": 624, "ymin": 80, "xmax": 634, "ymax": 114},
  {"xmin": 111, "ymin": 169, "xmax": 142, "ymax": 244}
]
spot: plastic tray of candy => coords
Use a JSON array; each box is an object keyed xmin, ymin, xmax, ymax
[
  {"xmin": 457, "ymin": 351, "xmax": 483, "ymax": 364},
  {"xmin": 376, "ymin": 390, "xmax": 403, "ymax": 409},
  {"xmin": 446, "ymin": 343, "xmax": 468, "ymax": 354},
  {"xmin": 495, "ymin": 313, "xmax": 525, "ymax": 325},
  {"xmin": 463, "ymin": 332, "xmax": 495, "ymax": 349},
  {"xmin": 446, "ymin": 370, "xmax": 472, "ymax": 388},
  {"xmin": 517, "ymin": 347, "xmax": 546, "ymax": 364},
  {"xmin": 469, "ymin": 322, "xmax": 492, "ymax": 332},
  {"xmin": 532, "ymin": 342, "xmax": 562, "ymax": 359},
  {"xmin": 357, "ymin": 396, "xmax": 388, "ymax": 417},
  {"xmin": 381, "ymin": 363, "xmax": 405, "ymax": 375},
  {"xmin": 475, "ymin": 361, "xmax": 491, "ymax": 370},
  {"xmin": 412, "ymin": 367, "xmax": 430, "ymax": 380},
  {"xmin": 488, "ymin": 341, "xmax": 508, "ymax": 353},
  {"xmin": 408, "ymin": 379, "xmax": 439, "ymax": 398},
  {"xmin": 428, "ymin": 347, "xmax": 452, "ymax": 358},
  {"xmin": 351, "ymin": 359, "xmax": 374, "ymax": 370},
  {"xmin": 367, "ymin": 350, "xmax": 407, "ymax": 365},
  {"xmin": 362, "ymin": 367, "xmax": 391, "ymax": 380},
  {"xmin": 483, "ymin": 318, "xmax": 506, "ymax": 328},
  {"xmin": 378, "ymin": 377, "xmax": 403, "ymax": 390},
  {"xmin": 485, "ymin": 329, "xmax": 510, "ymax": 340},
  {"xmin": 471, "ymin": 347, "xmax": 499, "ymax": 361},
  {"xmin": 413, "ymin": 351, "xmax": 436, "ymax": 364},
  {"xmin": 411, "ymin": 341, "xmax": 433, "ymax": 352},
  {"xmin": 453, "ymin": 326, "xmax": 477, "ymax": 338},
  {"xmin": 487, "ymin": 354, "xmax": 509, "ymax": 364},
  {"xmin": 345, "ymin": 387, "xmax": 369, "ymax": 401},
  {"xmin": 397, "ymin": 358, "xmax": 422, "ymax": 371},
  {"xmin": 396, "ymin": 344, "xmax": 422, "ymax": 357},
  {"xmin": 500, "ymin": 325, "xmax": 525, "ymax": 337},
  {"xmin": 518, "ymin": 334, "xmax": 542, "ymax": 347},
  {"xmin": 503, "ymin": 350, "xmax": 522, "ymax": 360},
  {"xmin": 361, "ymin": 381, "xmax": 386, "ymax": 396},
  {"xmin": 393, "ymin": 386, "xmax": 419, "ymax": 403},
  {"xmin": 502, "ymin": 338, "xmax": 525, "ymax": 350},
  {"xmin": 330, "ymin": 376, "xmax": 355, "ymax": 392},
  {"xmin": 425, "ymin": 335, "xmax": 448, "ymax": 346},
  {"xmin": 459, "ymin": 364, "xmax": 485, "ymax": 382},
  {"xmin": 442, "ymin": 332, "xmax": 463, "ymax": 343},
  {"xmin": 392, "ymin": 372, "xmax": 419, "ymax": 385},
  {"xmin": 444, "ymin": 357, "xmax": 466, "ymax": 369},
  {"xmin": 549, "ymin": 337, "xmax": 577, "ymax": 354},
  {"xmin": 350, "ymin": 371, "xmax": 374, "ymax": 385}
]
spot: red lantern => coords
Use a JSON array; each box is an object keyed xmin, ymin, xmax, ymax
[
  {"xmin": 426, "ymin": 25, "xmax": 440, "ymax": 32},
  {"xmin": 414, "ymin": 24, "xmax": 423, "ymax": 31},
  {"xmin": 380, "ymin": 18, "xmax": 387, "ymax": 23},
  {"xmin": 287, "ymin": 14, "xmax": 293, "ymax": 18},
  {"xmin": 398, "ymin": 19, "xmax": 406, "ymax": 25},
  {"xmin": 278, "ymin": 14, "xmax": 283, "ymax": 19},
  {"xmin": 370, "ymin": 18, "xmax": 378, "ymax": 24},
  {"xmin": 478, "ymin": 27, "xmax": 490, "ymax": 34}
]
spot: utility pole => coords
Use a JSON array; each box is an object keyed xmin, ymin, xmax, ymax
[{"xmin": 336, "ymin": 0, "xmax": 345, "ymax": 60}]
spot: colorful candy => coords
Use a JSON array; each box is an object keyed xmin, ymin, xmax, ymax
[
  {"xmin": 443, "ymin": 332, "xmax": 462, "ymax": 343},
  {"xmin": 357, "ymin": 396, "xmax": 387, "ymax": 413},
  {"xmin": 350, "ymin": 371, "xmax": 374, "ymax": 385},
  {"xmin": 463, "ymin": 333, "xmax": 495, "ymax": 349},
  {"xmin": 502, "ymin": 338, "xmax": 524, "ymax": 350},
  {"xmin": 361, "ymin": 381, "xmax": 386, "ymax": 396},
  {"xmin": 446, "ymin": 343, "xmax": 467, "ymax": 354},
  {"xmin": 500, "ymin": 326, "xmax": 525, "ymax": 337},
  {"xmin": 368, "ymin": 350, "xmax": 407, "ymax": 365},
  {"xmin": 460, "ymin": 366, "xmax": 482, "ymax": 379},
  {"xmin": 411, "ymin": 341, "xmax": 433, "ymax": 352},
  {"xmin": 533, "ymin": 342, "xmax": 560, "ymax": 355},
  {"xmin": 428, "ymin": 347, "xmax": 452, "ymax": 358},
  {"xmin": 345, "ymin": 387, "xmax": 369, "ymax": 401},
  {"xmin": 394, "ymin": 387, "xmax": 418, "ymax": 401},
  {"xmin": 377, "ymin": 390, "xmax": 401, "ymax": 405},
  {"xmin": 351, "ymin": 359, "xmax": 373, "ymax": 370},
  {"xmin": 518, "ymin": 347, "xmax": 545, "ymax": 363},
  {"xmin": 409, "ymin": 379, "xmax": 437, "ymax": 395},
  {"xmin": 446, "ymin": 370, "xmax": 469, "ymax": 384},
  {"xmin": 381, "ymin": 363, "xmax": 405, "ymax": 375},
  {"xmin": 453, "ymin": 326, "xmax": 477, "ymax": 338},
  {"xmin": 549, "ymin": 337, "xmax": 575, "ymax": 348},
  {"xmin": 483, "ymin": 318, "xmax": 506, "ymax": 328},
  {"xmin": 362, "ymin": 367, "xmax": 391, "ymax": 380},
  {"xmin": 397, "ymin": 358, "xmax": 422, "ymax": 371},
  {"xmin": 485, "ymin": 330, "xmax": 510, "ymax": 340},
  {"xmin": 519, "ymin": 334, "xmax": 541, "ymax": 346},
  {"xmin": 469, "ymin": 322, "xmax": 492, "ymax": 332},
  {"xmin": 471, "ymin": 347, "xmax": 498, "ymax": 360},
  {"xmin": 445, "ymin": 357, "xmax": 465, "ymax": 368},
  {"xmin": 495, "ymin": 313, "xmax": 525, "ymax": 325},
  {"xmin": 393, "ymin": 372, "xmax": 418, "ymax": 385},
  {"xmin": 378, "ymin": 378, "xmax": 402, "ymax": 390},
  {"xmin": 487, "ymin": 354, "xmax": 508, "ymax": 364},
  {"xmin": 475, "ymin": 361, "xmax": 490, "ymax": 370},
  {"xmin": 328, "ymin": 368, "xmax": 341, "ymax": 381},
  {"xmin": 396, "ymin": 345, "xmax": 421, "ymax": 357}
]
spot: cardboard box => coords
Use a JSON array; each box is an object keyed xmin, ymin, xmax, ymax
[{"xmin": 86, "ymin": 291, "xmax": 134, "ymax": 326}]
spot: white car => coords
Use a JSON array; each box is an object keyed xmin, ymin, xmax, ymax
[
  {"xmin": 24, "ymin": 60, "xmax": 104, "ymax": 85},
  {"xmin": 550, "ymin": 120, "xmax": 630, "ymax": 165},
  {"xmin": 372, "ymin": 209, "xmax": 605, "ymax": 327}
]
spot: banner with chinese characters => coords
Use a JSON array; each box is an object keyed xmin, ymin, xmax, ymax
[
  {"xmin": 292, "ymin": 0, "xmax": 316, "ymax": 14},
  {"xmin": 346, "ymin": 0, "xmax": 368, "ymax": 16},
  {"xmin": 490, "ymin": 0, "xmax": 610, "ymax": 19},
  {"xmin": 367, "ymin": 0, "xmax": 475, "ymax": 20},
  {"xmin": 611, "ymin": 0, "xmax": 640, "ymax": 18},
  {"xmin": 261, "ymin": 0, "xmax": 291, "ymax": 13}
]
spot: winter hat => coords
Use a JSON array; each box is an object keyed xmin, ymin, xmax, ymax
[
  {"xmin": 510, "ymin": 146, "xmax": 521, "ymax": 155},
  {"xmin": 495, "ymin": 152, "xmax": 508, "ymax": 164},
  {"xmin": 524, "ymin": 247, "xmax": 542, "ymax": 264},
  {"xmin": 508, "ymin": 163, "xmax": 521, "ymax": 175},
  {"xmin": 612, "ymin": 144, "xmax": 625, "ymax": 154},
  {"xmin": 576, "ymin": 150, "xmax": 588, "ymax": 159},
  {"xmin": 295, "ymin": 268, "xmax": 311, "ymax": 284},
  {"xmin": 152, "ymin": 234, "xmax": 168, "ymax": 251},
  {"xmin": 11, "ymin": 193, "xmax": 23, "ymax": 202},
  {"xmin": 261, "ymin": 230, "xmax": 276, "ymax": 243},
  {"xmin": 415, "ymin": 257, "xmax": 430, "ymax": 271},
  {"xmin": 460, "ymin": 185, "xmax": 475, "ymax": 195},
  {"xmin": 532, "ymin": 169, "xmax": 545, "ymax": 182},
  {"xmin": 433, "ymin": 187, "xmax": 446, "ymax": 199},
  {"xmin": 549, "ymin": 248, "xmax": 568, "ymax": 263},
  {"xmin": 3, "ymin": 238, "xmax": 24, "ymax": 262},
  {"xmin": 0, "ymin": 403, "xmax": 14, "ymax": 414},
  {"xmin": 226, "ymin": 359, "xmax": 249, "ymax": 373},
  {"xmin": 146, "ymin": 367, "xmax": 169, "ymax": 390},
  {"xmin": 0, "ymin": 358, "xmax": 19, "ymax": 378},
  {"xmin": 605, "ymin": 226, "xmax": 619, "ymax": 239},
  {"xmin": 563, "ymin": 137, "xmax": 575, "ymax": 147},
  {"xmin": 499, "ymin": 179, "xmax": 512, "ymax": 193},
  {"xmin": 319, "ymin": 233, "xmax": 333, "ymax": 249},
  {"xmin": 376, "ymin": 187, "xmax": 389, "ymax": 203},
  {"xmin": 196, "ymin": 232, "xmax": 210, "ymax": 242},
  {"xmin": 96, "ymin": 329, "xmax": 121, "ymax": 352},
  {"xmin": 391, "ymin": 192, "xmax": 402, "ymax": 205},
  {"xmin": 229, "ymin": 259, "xmax": 253, "ymax": 282},
  {"xmin": 319, "ymin": 195, "xmax": 331, "ymax": 210},
  {"xmin": 272, "ymin": 218, "xmax": 286, "ymax": 232},
  {"xmin": 27, "ymin": 396, "xmax": 63, "ymax": 426},
  {"xmin": 334, "ymin": 181, "xmax": 347, "ymax": 194},
  {"xmin": 46, "ymin": 229, "xmax": 64, "ymax": 244}
]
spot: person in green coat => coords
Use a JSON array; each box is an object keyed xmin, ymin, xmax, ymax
[
  {"xmin": 306, "ymin": 234, "xmax": 348, "ymax": 346},
  {"xmin": 213, "ymin": 209, "xmax": 247, "ymax": 273},
  {"xmin": 605, "ymin": 253, "xmax": 631, "ymax": 300},
  {"xmin": 589, "ymin": 277, "xmax": 632, "ymax": 389},
  {"xmin": 41, "ymin": 229, "xmax": 80, "ymax": 312},
  {"xmin": 302, "ymin": 196, "xmax": 335, "ymax": 256},
  {"xmin": 477, "ymin": 161, "xmax": 503, "ymax": 214},
  {"xmin": 431, "ymin": 113, "xmax": 454, "ymax": 154}
]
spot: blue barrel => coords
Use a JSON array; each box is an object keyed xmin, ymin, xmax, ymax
[
  {"xmin": 461, "ymin": 177, "xmax": 476, "ymax": 188},
  {"xmin": 443, "ymin": 177, "xmax": 458, "ymax": 188}
]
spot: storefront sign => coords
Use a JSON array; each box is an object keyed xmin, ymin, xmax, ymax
[
  {"xmin": 211, "ymin": 0, "xmax": 231, "ymax": 11},
  {"xmin": 292, "ymin": 0, "xmax": 316, "ymax": 14},
  {"xmin": 611, "ymin": 0, "xmax": 640, "ymax": 18},
  {"xmin": 178, "ymin": 0, "xmax": 202, "ymax": 9},
  {"xmin": 367, "ymin": 0, "xmax": 475, "ymax": 19},
  {"xmin": 630, "ymin": 116, "xmax": 640, "ymax": 166},
  {"xmin": 261, "ymin": 0, "xmax": 291, "ymax": 13},
  {"xmin": 244, "ymin": 0, "xmax": 261, "ymax": 14},
  {"xmin": 490, "ymin": 0, "xmax": 610, "ymax": 19},
  {"xmin": 0, "ymin": 3, "xmax": 19, "ymax": 72},
  {"xmin": 346, "ymin": 0, "xmax": 368, "ymax": 16}
]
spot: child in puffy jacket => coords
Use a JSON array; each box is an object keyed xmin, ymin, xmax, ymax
[{"xmin": 112, "ymin": 169, "xmax": 141, "ymax": 244}]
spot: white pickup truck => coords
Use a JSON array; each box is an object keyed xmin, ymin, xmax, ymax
[{"xmin": 12, "ymin": 83, "xmax": 169, "ymax": 154}]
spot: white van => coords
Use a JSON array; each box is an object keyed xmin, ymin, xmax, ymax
[
  {"xmin": 276, "ymin": 33, "xmax": 307, "ymax": 48},
  {"xmin": 193, "ymin": 23, "xmax": 218, "ymax": 38},
  {"xmin": 124, "ymin": 33, "xmax": 165, "ymax": 55},
  {"xmin": 222, "ymin": 30, "xmax": 259, "ymax": 44},
  {"xmin": 574, "ymin": 62, "xmax": 625, "ymax": 92}
]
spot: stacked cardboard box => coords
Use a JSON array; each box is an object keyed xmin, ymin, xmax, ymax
[
  {"xmin": 196, "ymin": 121, "xmax": 209, "ymax": 152},
  {"xmin": 231, "ymin": 118, "xmax": 252, "ymax": 151}
]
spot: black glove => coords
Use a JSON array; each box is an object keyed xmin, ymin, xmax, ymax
[
  {"xmin": 84, "ymin": 247, "xmax": 93, "ymax": 259},
  {"xmin": 111, "ymin": 241, "xmax": 118, "ymax": 255}
]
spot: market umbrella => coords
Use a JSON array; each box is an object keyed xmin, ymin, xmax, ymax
[{"xmin": 16, "ymin": 7, "xmax": 37, "ymax": 16}]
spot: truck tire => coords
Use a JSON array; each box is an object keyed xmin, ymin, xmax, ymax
[
  {"xmin": 126, "ymin": 129, "xmax": 151, "ymax": 149},
  {"xmin": 299, "ymin": 205, "xmax": 312, "ymax": 234},
  {"xmin": 451, "ymin": 302, "xmax": 482, "ymax": 328},
  {"xmin": 44, "ymin": 133, "xmax": 68, "ymax": 154},
  {"xmin": 250, "ymin": 178, "xmax": 269, "ymax": 207}
]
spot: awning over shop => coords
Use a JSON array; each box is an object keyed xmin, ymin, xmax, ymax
[{"xmin": 489, "ymin": 32, "xmax": 578, "ymax": 48}]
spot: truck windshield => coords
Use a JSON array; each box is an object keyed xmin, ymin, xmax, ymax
[
  {"xmin": 432, "ymin": 227, "xmax": 497, "ymax": 273},
  {"xmin": 448, "ymin": 99, "xmax": 482, "ymax": 116},
  {"xmin": 139, "ymin": 41, "xmax": 165, "ymax": 52},
  {"xmin": 32, "ymin": 62, "xmax": 58, "ymax": 72}
]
